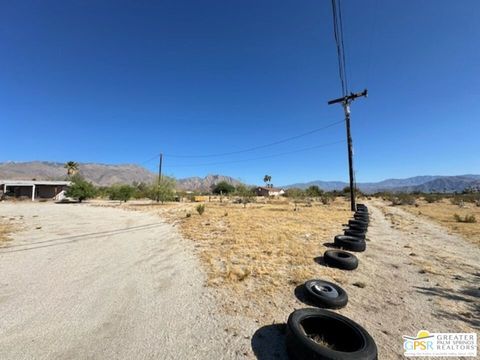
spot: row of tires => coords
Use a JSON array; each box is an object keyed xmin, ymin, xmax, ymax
[{"xmin": 285, "ymin": 204, "xmax": 378, "ymax": 360}]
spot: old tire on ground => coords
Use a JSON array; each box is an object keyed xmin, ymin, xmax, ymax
[
  {"xmin": 334, "ymin": 235, "xmax": 366, "ymax": 252},
  {"xmin": 347, "ymin": 224, "xmax": 368, "ymax": 233},
  {"xmin": 356, "ymin": 204, "xmax": 368, "ymax": 211},
  {"xmin": 344, "ymin": 229, "xmax": 366, "ymax": 239},
  {"xmin": 304, "ymin": 280, "xmax": 348, "ymax": 309},
  {"xmin": 286, "ymin": 308, "xmax": 378, "ymax": 360},
  {"xmin": 349, "ymin": 219, "xmax": 368, "ymax": 228},
  {"xmin": 324, "ymin": 250, "xmax": 358, "ymax": 270}
]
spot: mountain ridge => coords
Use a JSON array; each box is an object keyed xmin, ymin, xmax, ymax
[{"xmin": 1, "ymin": 161, "xmax": 479, "ymax": 193}]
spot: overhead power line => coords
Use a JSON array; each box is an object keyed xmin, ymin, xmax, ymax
[
  {"xmin": 163, "ymin": 119, "xmax": 344, "ymax": 158},
  {"xmin": 331, "ymin": 0, "xmax": 348, "ymax": 96},
  {"xmin": 164, "ymin": 140, "xmax": 345, "ymax": 168}
]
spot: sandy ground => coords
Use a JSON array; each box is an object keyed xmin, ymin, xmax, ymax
[
  {"xmin": 1, "ymin": 200, "xmax": 479, "ymax": 359},
  {"xmin": 0, "ymin": 202, "xmax": 255, "ymax": 360}
]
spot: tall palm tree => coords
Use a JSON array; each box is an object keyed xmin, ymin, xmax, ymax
[
  {"xmin": 64, "ymin": 161, "xmax": 79, "ymax": 177},
  {"xmin": 263, "ymin": 175, "xmax": 272, "ymax": 188}
]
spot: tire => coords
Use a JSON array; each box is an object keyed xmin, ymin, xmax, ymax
[
  {"xmin": 356, "ymin": 204, "xmax": 368, "ymax": 211},
  {"xmin": 304, "ymin": 280, "xmax": 348, "ymax": 309},
  {"xmin": 347, "ymin": 224, "xmax": 368, "ymax": 233},
  {"xmin": 348, "ymin": 219, "xmax": 368, "ymax": 229},
  {"xmin": 286, "ymin": 308, "xmax": 378, "ymax": 360},
  {"xmin": 345, "ymin": 229, "xmax": 366, "ymax": 239},
  {"xmin": 334, "ymin": 235, "xmax": 366, "ymax": 252},
  {"xmin": 324, "ymin": 250, "xmax": 358, "ymax": 270},
  {"xmin": 349, "ymin": 218, "xmax": 368, "ymax": 226},
  {"xmin": 353, "ymin": 213, "xmax": 370, "ymax": 221}
]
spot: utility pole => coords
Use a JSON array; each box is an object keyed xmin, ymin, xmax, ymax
[
  {"xmin": 156, "ymin": 153, "xmax": 163, "ymax": 203},
  {"xmin": 158, "ymin": 153, "xmax": 163, "ymax": 183},
  {"xmin": 328, "ymin": 89, "xmax": 368, "ymax": 211}
]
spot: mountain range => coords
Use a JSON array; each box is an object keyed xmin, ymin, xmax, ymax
[{"xmin": 1, "ymin": 161, "xmax": 479, "ymax": 193}]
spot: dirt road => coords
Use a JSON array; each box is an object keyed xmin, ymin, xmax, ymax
[
  {"xmin": 0, "ymin": 202, "xmax": 252, "ymax": 359},
  {"xmin": 250, "ymin": 200, "xmax": 480, "ymax": 359}
]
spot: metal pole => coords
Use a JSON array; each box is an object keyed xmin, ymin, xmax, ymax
[{"xmin": 343, "ymin": 103, "xmax": 356, "ymax": 211}]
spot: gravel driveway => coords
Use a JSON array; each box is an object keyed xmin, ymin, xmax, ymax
[{"xmin": 0, "ymin": 202, "xmax": 248, "ymax": 359}]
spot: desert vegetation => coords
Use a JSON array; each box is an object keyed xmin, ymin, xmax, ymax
[
  {"xmin": 120, "ymin": 195, "xmax": 351, "ymax": 319},
  {"xmin": 371, "ymin": 191, "xmax": 480, "ymax": 246}
]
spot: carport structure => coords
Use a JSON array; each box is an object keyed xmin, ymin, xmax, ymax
[{"xmin": 0, "ymin": 180, "xmax": 71, "ymax": 201}]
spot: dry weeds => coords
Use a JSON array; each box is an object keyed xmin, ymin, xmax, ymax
[
  {"xmin": 400, "ymin": 199, "xmax": 480, "ymax": 246},
  {"xmin": 124, "ymin": 197, "xmax": 352, "ymax": 319}
]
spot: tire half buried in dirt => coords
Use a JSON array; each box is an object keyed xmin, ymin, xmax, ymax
[
  {"xmin": 304, "ymin": 280, "xmax": 348, "ymax": 309},
  {"xmin": 334, "ymin": 235, "xmax": 366, "ymax": 252},
  {"xmin": 324, "ymin": 250, "xmax": 358, "ymax": 270},
  {"xmin": 286, "ymin": 308, "xmax": 378, "ymax": 360}
]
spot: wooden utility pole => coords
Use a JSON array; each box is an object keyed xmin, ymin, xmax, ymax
[
  {"xmin": 328, "ymin": 89, "xmax": 367, "ymax": 211},
  {"xmin": 158, "ymin": 153, "xmax": 163, "ymax": 183},
  {"xmin": 156, "ymin": 153, "xmax": 163, "ymax": 203}
]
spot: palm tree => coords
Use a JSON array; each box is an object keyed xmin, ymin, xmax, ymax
[
  {"xmin": 263, "ymin": 175, "xmax": 272, "ymax": 188},
  {"xmin": 64, "ymin": 161, "xmax": 79, "ymax": 177}
]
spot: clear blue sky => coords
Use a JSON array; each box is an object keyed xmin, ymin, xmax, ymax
[{"xmin": 1, "ymin": 0, "xmax": 479, "ymax": 185}]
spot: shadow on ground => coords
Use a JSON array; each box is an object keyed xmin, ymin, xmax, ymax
[
  {"xmin": 313, "ymin": 256, "xmax": 326, "ymax": 266},
  {"xmin": 251, "ymin": 324, "xmax": 288, "ymax": 360},
  {"xmin": 294, "ymin": 284, "xmax": 318, "ymax": 307},
  {"xmin": 323, "ymin": 242, "xmax": 339, "ymax": 249},
  {"xmin": 415, "ymin": 277, "xmax": 480, "ymax": 329}
]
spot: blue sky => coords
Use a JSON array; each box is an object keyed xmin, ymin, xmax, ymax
[{"xmin": 1, "ymin": 0, "xmax": 479, "ymax": 185}]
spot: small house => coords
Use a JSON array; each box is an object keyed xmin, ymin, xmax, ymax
[{"xmin": 255, "ymin": 186, "xmax": 285, "ymax": 197}]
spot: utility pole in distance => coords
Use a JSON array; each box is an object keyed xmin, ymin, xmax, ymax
[
  {"xmin": 156, "ymin": 153, "xmax": 163, "ymax": 203},
  {"xmin": 328, "ymin": 89, "xmax": 368, "ymax": 211}
]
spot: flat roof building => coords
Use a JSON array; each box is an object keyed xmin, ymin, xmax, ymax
[{"xmin": 0, "ymin": 180, "xmax": 71, "ymax": 201}]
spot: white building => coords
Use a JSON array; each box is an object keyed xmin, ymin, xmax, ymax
[{"xmin": 0, "ymin": 180, "xmax": 71, "ymax": 201}]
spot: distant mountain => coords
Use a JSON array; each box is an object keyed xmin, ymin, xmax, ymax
[
  {"xmin": 0, "ymin": 161, "xmax": 156, "ymax": 186},
  {"xmin": 286, "ymin": 180, "xmax": 348, "ymax": 191},
  {"xmin": 176, "ymin": 175, "xmax": 243, "ymax": 192},
  {"xmin": 0, "ymin": 161, "xmax": 242, "ymax": 191},
  {"xmin": 1, "ymin": 161, "xmax": 478, "ymax": 193},
  {"xmin": 285, "ymin": 175, "xmax": 480, "ymax": 193}
]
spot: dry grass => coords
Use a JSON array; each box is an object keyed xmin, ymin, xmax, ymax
[
  {"xmin": 0, "ymin": 223, "xmax": 13, "ymax": 244},
  {"xmin": 124, "ymin": 197, "xmax": 352, "ymax": 318},
  {"xmin": 400, "ymin": 199, "xmax": 480, "ymax": 246}
]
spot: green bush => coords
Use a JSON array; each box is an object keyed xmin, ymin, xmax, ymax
[
  {"xmin": 196, "ymin": 204, "xmax": 205, "ymax": 215},
  {"xmin": 65, "ymin": 175, "xmax": 96, "ymax": 203},
  {"xmin": 211, "ymin": 181, "xmax": 235, "ymax": 195},
  {"xmin": 108, "ymin": 184, "xmax": 135, "ymax": 203},
  {"xmin": 305, "ymin": 185, "xmax": 323, "ymax": 197},
  {"xmin": 147, "ymin": 177, "xmax": 176, "ymax": 203}
]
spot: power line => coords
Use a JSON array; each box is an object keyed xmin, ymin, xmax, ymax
[
  {"xmin": 331, "ymin": 0, "xmax": 348, "ymax": 96},
  {"xmin": 163, "ymin": 119, "xmax": 344, "ymax": 158},
  {"xmin": 164, "ymin": 140, "xmax": 345, "ymax": 168}
]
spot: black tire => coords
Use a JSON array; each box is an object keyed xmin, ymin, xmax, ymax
[
  {"xmin": 347, "ymin": 224, "xmax": 368, "ymax": 233},
  {"xmin": 348, "ymin": 220, "xmax": 368, "ymax": 229},
  {"xmin": 354, "ymin": 215, "xmax": 369, "ymax": 220},
  {"xmin": 286, "ymin": 308, "xmax": 378, "ymax": 360},
  {"xmin": 345, "ymin": 229, "xmax": 366, "ymax": 239},
  {"xmin": 334, "ymin": 235, "xmax": 366, "ymax": 252},
  {"xmin": 304, "ymin": 280, "xmax": 348, "ymax": 309},
  {"xmin": 349, "ymin": 219, "xmax": 368, "ymax": 226},
  {"xmin": 356, "ymin": 204, "xmax": 368, "ymax": 211},
  {"xmin": 324, "ymin": 250, "xmax": 358, "ymax": 270}
]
